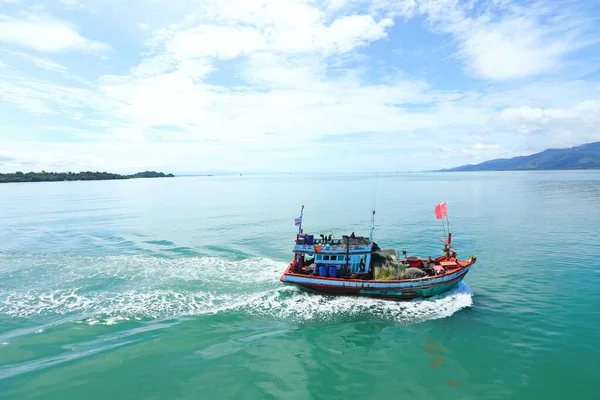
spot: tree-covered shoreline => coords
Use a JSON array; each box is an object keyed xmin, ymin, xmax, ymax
[{"xmin": 0, "ymin": 170, "xmax": 175, "ymax": 183}]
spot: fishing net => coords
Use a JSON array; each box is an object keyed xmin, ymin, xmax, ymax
[{"xmin": 373, "ymin": 265, "xmax": 427, "ymax": 280}]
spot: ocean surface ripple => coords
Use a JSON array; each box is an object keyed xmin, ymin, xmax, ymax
[{"xmin": 1, "ymin": 172, "xmax": 599, "ymax": 399}]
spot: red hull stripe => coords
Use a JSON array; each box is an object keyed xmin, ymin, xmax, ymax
[{"xmin": 292, "ymin": 283, "xmax": 422, "ymax": 299}]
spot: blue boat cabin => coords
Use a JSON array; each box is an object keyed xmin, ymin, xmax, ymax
[{"xmin": 293, "ymin": 232, "xmax": 374, "ymax": 276}]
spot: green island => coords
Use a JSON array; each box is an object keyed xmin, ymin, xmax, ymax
[{"xmin": 0, "ymin": 170, "xmax": 175, "ymax": 183}]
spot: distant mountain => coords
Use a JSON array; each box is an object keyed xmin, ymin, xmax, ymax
[{"xmin": 439, "ymin": 142, "xmax": 600, "ymax": 171}]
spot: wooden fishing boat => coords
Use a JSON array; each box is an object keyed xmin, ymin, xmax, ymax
[{"xmin": 280, "ymin": 203, "xmax": 477, "ymax": 300}]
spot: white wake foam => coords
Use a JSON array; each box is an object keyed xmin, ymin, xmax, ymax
[
  {"xmin": 244, "ymin": 282, "xmax": 474, "ymax": 324},
  {"xmin": 0, "ymin": 254, "xmax": 474, "ymax": 324}
]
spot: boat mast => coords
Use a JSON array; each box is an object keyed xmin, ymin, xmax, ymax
[
  {"xmin": 369, "ymin": 209, "xmax": 375, "ymax": 242},
  {"xmin": 298, "ymin": 204, "xmax": 304, "ymax": 235},
  {"xmin": 369, "ymin": 173, "xmax": 377, "ymax": 242}
]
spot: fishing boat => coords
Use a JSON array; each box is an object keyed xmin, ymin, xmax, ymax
[{"xmin": 280, "ymin": 202, "xmax": 477, "ymax": 300}]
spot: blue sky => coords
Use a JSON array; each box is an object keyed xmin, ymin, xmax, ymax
[{"xmin": 0, "ymin": 0, "xmax": 599, "ymax": 174}]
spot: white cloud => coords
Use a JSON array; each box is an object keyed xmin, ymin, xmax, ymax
[
  {"xmin": 130, "ymin": 53, "xmax": 177, "ymax": 77},
  {"xmin": 2, "ymin": 76, "xmax": 599, "ymax": 172},
  {"xmin": 0, "ymin": 0, "xmax": 598, "ymax": 173},
  {"xmin": 242, "ymin": 53, "xmax": 326, "ymax": 89},
  {"xmin": 417, "ymin": 0, "xmax": 595, "ymax": 80},
  {"xmin": 499, "ymin": 100, "xmax": 600, "ymax": 138},
  {"xmin": 5, "ymin": 51, "xmax": 67, "ymax": 73},
  {"xmin": 56, "ymin": 0, "xmax": 83, "ymax": 8},
  {"xmin": 327, "ymin": 0, "xmax": 349, "ymax": 11},
  {"xmin": 95, "ymin": 0, "xmax": 403, "ymax": 150},
  {"xmin": 456, "ymin": 16, "xmax": 574, "ymax": 80},
  {"xmin": 144, "ymin": 0, "xmax": 394, "ymax": 61},
  {"xmin": 317, "ymin": 15, "xmax": 393, "ymax": 55},
  {"xmin": 0, "ymin": 73, "xmax": 104, "ymax": 116},
  {"xmin": 168, "ymin": 26, "xmax": 267, "ymax": 60},
  {"xmin": 0, "ymin": 13, "xmax": 109, "ymax": 53}
]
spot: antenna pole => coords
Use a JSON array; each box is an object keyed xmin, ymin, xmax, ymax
[
  {"xmin": 369, "ymin": 209, "xmax": 376, "ymax": 241},
  {"xmin": 445, "ymin": 210, "xmax": 451, "ymax": 252},
  {"xmin": 298, "ymin": 204, "xmax": 304, "ymax": 235},
  {"xmin": 370, "ymin": 173, "xmax": 377, "ymax": 242},
  {"xmin": 441, "ymin": 216, "xmax": 447, "ymax": 239}
]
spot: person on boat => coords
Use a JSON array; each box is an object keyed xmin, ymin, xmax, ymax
[
  {"xmin": 294, "ymin": 254, "xmax": 303, "ymax": 273},
  {"xmin": 359, "ymin": 256, "xmax": 366, "ymax": 272}
]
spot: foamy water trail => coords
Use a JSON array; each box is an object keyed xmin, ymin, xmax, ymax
[{"xmin": 0, "ymin": 254, "xmax": 473, "ymax": 325}]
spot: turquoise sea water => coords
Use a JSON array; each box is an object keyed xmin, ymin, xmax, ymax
[{"xmin": 1, "ymin": 171, "xmax": 599, "ymax": 399}]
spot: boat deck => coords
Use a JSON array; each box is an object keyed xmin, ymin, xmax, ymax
[{"xmin": 286, "ymin": 257, "xmax": 470, "ymax": 281}]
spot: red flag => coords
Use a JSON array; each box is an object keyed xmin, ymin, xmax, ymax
[{"xmin": 435, "ymin": 202, "xmax": 447, "ymax": 219}]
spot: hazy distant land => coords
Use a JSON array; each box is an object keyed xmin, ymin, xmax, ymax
[
  {"xmin": 0, "ymin": 171, "xmax": 175, "ymax": 183},
  {"xmin": 439, "ymin": 142, "xmax": 600, "ymax": 171}
]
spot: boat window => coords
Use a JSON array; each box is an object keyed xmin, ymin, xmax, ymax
[{"xmin": 323, "ymin": 255, "xmax": 330, "ymax": 261}]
